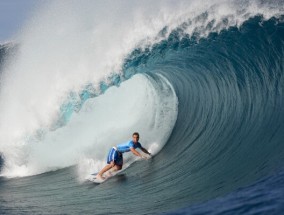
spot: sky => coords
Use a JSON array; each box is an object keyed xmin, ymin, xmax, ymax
[{"xmin": 0, "ymin": 0, "xmax": 42, "ymax": 43}]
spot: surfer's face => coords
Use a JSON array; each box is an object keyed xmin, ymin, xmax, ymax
[{"xmin": 132, "ymin": 135, "xmax": 139, "ymax": 143}]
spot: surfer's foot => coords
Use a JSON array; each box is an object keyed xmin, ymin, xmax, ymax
[{"xmin": 97, "ymin": 174, "xmax": 105, "ymax": 180}]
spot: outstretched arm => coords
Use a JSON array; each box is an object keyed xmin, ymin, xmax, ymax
[
  {"xmin": 140, "ymin": 147, "xmax": 151, "ymax": 156},
  {"xmin": 130, "ymin": 148, "xmax": 142, "ymax": 157},
  {"xmin": 130, "ymin": 147, "xmax": 151, "ymax": 159}
]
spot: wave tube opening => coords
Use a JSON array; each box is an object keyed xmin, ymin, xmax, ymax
[{"xmin": 0, "ymin": 73, "xmax": 178, "ymax": 178}]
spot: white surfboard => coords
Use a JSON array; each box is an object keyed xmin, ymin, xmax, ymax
[{"xmin": 87, "ymin": 173, "xmax": 108, "ymax": 183}]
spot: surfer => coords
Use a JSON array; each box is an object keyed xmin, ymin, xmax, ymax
[{"xmin": 97, "ymin": 132, "xmax": 151, "ymax": 180}]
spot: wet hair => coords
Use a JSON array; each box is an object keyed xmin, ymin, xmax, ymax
[{"xmin": 132, "ymin": 132, "xmax": 139, "ymax": 137}]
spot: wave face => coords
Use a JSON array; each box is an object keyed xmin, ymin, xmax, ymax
[
  {"xmin": 0, "ymin": 1, "xmax": 284, "ymax": 214},
  {"xmin": 147, "ymin": 16, "xmax": 284, "ymax": 208}
]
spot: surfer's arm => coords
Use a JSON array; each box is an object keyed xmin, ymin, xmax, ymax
[
  {"xmin": 130, "ymin": 148, "xmax": 143, "ymax": 157},
  {"xmin": 140, "ymin": 147, "xmax": 151, "ymax": 155}
]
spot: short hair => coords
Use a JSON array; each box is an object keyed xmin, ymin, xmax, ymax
[{"xmin": 132, "ymin": 132, "xmax": 139, "ymax": 137}]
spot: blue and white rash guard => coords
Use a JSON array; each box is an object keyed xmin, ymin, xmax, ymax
[{"xmin": 116, "ymin": 140, "xmax": 142, "ymax": 153}]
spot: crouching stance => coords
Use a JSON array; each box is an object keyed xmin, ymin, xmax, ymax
[{"xmin": 97, "ymin": 132, "xmax": 151, "ymax": 180}]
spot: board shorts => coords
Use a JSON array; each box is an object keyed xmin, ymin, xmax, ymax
[{"xmin": 107, "ymin": 147, "xmax": 123, "ymax": 166}]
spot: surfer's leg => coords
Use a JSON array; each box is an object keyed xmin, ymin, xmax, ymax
[
  {"xmin": 107, "ymin": 154, "xmax": 123, "ymax": 176},
  {"xmin": 97, "ymin": 148, "xmax": 117, "ymax": 179},
  {"xmin": 98, "ymin": 161, "xmax": 115, "ymax": 179},
  {"xmin": 107, "ymin": 165, "xmax": 122, "ymax": 177},
  {"xmin": 115, "ymin": 165, "xmax": 122, "ymax": 170},
  {"xmin": 111, "ymin": 165, "xmax": 122, "ymax": 171}
]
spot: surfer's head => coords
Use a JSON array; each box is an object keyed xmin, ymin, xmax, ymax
[{"xmin": 132, "ymin": 132, "xmax": 139, "ymax": 143}]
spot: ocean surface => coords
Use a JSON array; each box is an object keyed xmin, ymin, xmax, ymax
[{"xmin": 0, "ymin": 1, "xmax": 284, "ymax": 214}]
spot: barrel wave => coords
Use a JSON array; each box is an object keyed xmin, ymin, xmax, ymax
[{"xmin": 0, "ymin": 1, "xmax": 284, "ymax": 214}]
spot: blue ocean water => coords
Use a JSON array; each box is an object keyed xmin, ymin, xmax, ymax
[
  {"xmin": 165, "ymin": 168, "xmax": 284, "ymax": 215},
  {"xmin": 0, "ymin": 1, "xmax": 284, "ymax": 215}
]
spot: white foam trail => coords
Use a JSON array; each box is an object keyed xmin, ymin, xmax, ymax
[{"xmin": 0, "ymin": 0, "xmax": 282, "ymax": 177}]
